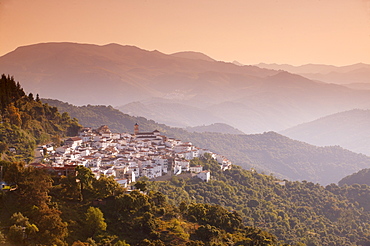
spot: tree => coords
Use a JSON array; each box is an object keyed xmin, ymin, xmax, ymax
[
  {"xmin": 114, "ymin": 240, "xmax": 131, "ymax": 246},
  {"xmin": 0, "ymin": 160, "xmax": 24, "ymax": 186},
  {"xmin": 85, "ymin": 207, "xmax": 107, "ymax": 238},
  {"xmin": 135, "ymin": 180, "xmax": 147, "ymax": 192},
  {"xmin": 93, "ymin": 175, "xmax": 120, "ymax": 198},
  {"xmin": 6, "ymin": 103, "xmax": 22, "ymax": 126},
  {"xmin": 75, "ymin": 165, "xmax": 95, "ymax": 201},
  {"xmin": 235, "ymin": 228, "xmax": 278, "ymax": 246},
  {"xmin": 8, "ymin": 212, "xmax": 39, "ymax": 244},
  {"xmin": 72, "ymin": 241, "xmax": 91, "ymax": 246},
  {"xmin": 0, "ymin": 231, "xmax": 6, "ymax": 244},
  {"xmin": 59, "ymin": 174, "xmax": 81, "ymax": 201},
  {"xmin": 17, "ymin": 167, "xmax": 52, "ymax": 208},
  {"xmin": 28, "ymin": 93, "xmax": 34, "ymax": 101},
  {"xmin": 148, "ymin": 191, "xmax": 167, "ymax": 207},
  {"xmin": 31, "ymin": 207, "xmax": 68, "ymax": 245},
  {"xmin": 195, "ymin": 224, "xmax": 221, "ymax": 242},
  {"xmin": 247, "ymin": 199, "xmax": 260, "ymax": 208},
  {"xmin": 0, "ymin": 142, "xmax": 7, "ymax": 153}
]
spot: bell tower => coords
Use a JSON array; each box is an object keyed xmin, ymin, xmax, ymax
[{"xmin": 134, "ymin": 123, "xmax": 139, "ymax": 135}]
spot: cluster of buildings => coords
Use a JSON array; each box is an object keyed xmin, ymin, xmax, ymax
[{"xmin": 33, "ymin": 124, "xmax": 232, "ymax": 187}]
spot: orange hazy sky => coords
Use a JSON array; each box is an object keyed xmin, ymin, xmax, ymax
[{"xmin": 0, "ymin": 0, "xmax": 369, "ymax": 66}]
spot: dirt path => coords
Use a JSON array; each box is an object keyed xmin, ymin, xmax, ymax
[{"xmin": 32, "ymin": 146, "xmax": 43, "ymax": 163}]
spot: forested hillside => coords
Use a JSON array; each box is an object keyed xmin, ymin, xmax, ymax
[
  {"xmin": 44, "ymin": 99, "xmax": 370, "ymax": 185},
  {"xmin": 149, "ymin": 155, "xmax": 370, "ymax": 245},
  {"xmin": 339, "ymin": 168, "xmax": 370, "ymax": 187},
  {"xmin": 0, "ymin": 75, "xmax": 81, "ymax": 162},
  {"xmin": 2, "ymin": 156, "xmax": 370, "ymax": 245},
  {"xmin": 0, "ymin": 160, "xmax": 286, "ymax": 245},
  {"xmin": 42, "ymin": 99, "xmax": 171, "ymax": 134}
]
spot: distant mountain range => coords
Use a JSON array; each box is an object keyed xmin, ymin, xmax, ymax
[
  {"xmin": 280, "ymin": 109, "xmax": 370, "ymax": 156},
  {"xmin": 256, "ymin": 62, "xmax": 370, "ymax": 87},
  {"xmin": 1, "ymin": 42, "xmax": 370, "ymax": 134}
]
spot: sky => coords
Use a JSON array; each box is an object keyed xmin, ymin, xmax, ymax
[{"xmin": 0, "ymin": 0, "xmax": 370, "ymax": 66}]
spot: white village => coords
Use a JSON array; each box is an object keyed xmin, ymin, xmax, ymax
[{"xmin": 31, "ymin": 124, "xmax": 232, "ymax": 187}]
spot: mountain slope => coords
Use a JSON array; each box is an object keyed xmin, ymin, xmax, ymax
[
  {"xmin": 186, "ymin": 123, "xmax": 244, "ymax": 134},
  {"xmin": 280, "ymin": 109, "xmax": 370, "ymax": 156},
  {"xmin": 118, "ymin": 100, "xmax": 225, "ymax": 127},
  {"xmin": 0, "ymin": 75, "xmax": 81, "ymax": 162},
  {"xmin": 44, "ymin": 99, "xmax": 370, "ymax": 185},
  {"xmin": 2, "ymin": 42, "xmax": 370, "ymax": 133},
  {"xmin": 150, "ymin": 157, "xmax": 370, "ymax": 245},
  {"xmin": 338, "ymin": 168, "xmax": 370, "ymax": 186},
  {"xmin": 174, "ymin": 131, "xmax": 370, "ymax": 185},
  {"xmin": 0, "ymin": 42, "xmax": 277, "ymax": 106}
]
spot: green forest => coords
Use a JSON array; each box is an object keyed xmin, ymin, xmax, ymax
[
  {"xmin": 0, "ymin": 159, "xmax": 290, "ymax": 245},
  {"xmin": 339, "ymin": 168, "xmax": 370, "ymax": 187},
  {"xmin": 2, "ymin": 154, "xmax": 370, "ymax": 245},
  {"xmin": 149, "ymin": 155, "xmax": 370, "ymax": 245}
]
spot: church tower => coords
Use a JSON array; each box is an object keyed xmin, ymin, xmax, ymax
[{"xmin": 134, "ymin": 123, "xmax": 139, "ymax": 135}]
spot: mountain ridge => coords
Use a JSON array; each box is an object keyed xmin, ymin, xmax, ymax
[
  {"xmin": 256, "ymin": 62, "xmax": 370, "ymax": 85},
  {"xmin": 170, "ymin": 51, "xmax": 216, "ymax": 62},
  {"xmin": 2, "ymin": 42, "xmax": 370, "ymax": 134},
  {"xmin": 280, "ymin": 109, "xmax": 370, "ymax": 156}
]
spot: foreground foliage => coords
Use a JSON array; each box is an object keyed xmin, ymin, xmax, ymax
[
  {"xmin": 0, "ymin": 160, "xmax": 288, "ymax": 246},
  {"xmin": 2, "ymin": 156, "xmax": 370, "ymax": 245},
  {"xmin": 149, "ymin": 155, "xmax": 370, "ymax": 246}
]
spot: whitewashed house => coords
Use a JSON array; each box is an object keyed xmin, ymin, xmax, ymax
[
  {"xmin": 64, "ymin": 137, "xmax": 83, "ymax": 148},
  {"xmin": 197, "ymin": 170, "xmax": 210, "ymax": 182},
  {"xmin": 190, "ymin": 166, "xmax": 203, "ymax": 173},
  {"xmin": 174, "ymin": 159, "xmax": 190, "ymax": 172}
]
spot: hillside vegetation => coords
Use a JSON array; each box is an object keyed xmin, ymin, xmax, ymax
[
  {"xmin": 150, "ymin": 155, "xmax": 370, "ymax": 245},
  {"xmin": 0, "ymin": 75, "xmax": 81, "ymax": 162},
  {"xmin": 0, "ymin": 159, "xmax": 289, "ymax": 246},
  {"xmin": 339, "ymin": 168, "xmax": 370, "ymax": 187},
  {"xmin": 44, "ymin": 99, "xmax": 370, "ymax": 185},
  {"xmin": 2, "ymin": 156, "xmax": 370, "ymax": 245}
]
